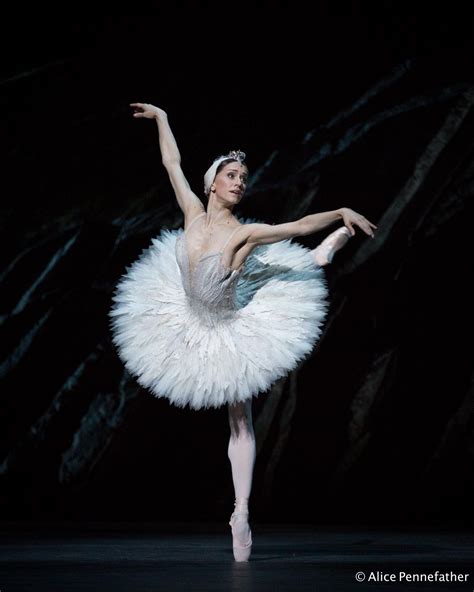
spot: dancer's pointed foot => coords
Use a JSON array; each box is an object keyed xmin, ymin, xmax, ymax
[
  {"xmin": 229, "ymin": 500, "xmax": 252, "ymax": 561},
  {"xmin": 311, "ymin": 226, "xmax": 352, "ymax": 267},
  {"xmin": 229, "ymin": 511, "xmax": 252, "ymax": 561}
]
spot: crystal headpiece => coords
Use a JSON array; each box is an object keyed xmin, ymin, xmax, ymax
[
  {"xmin": 204, "ymin": 149, "xmax": 247, "ymax": 195},
  {"xmin": 220, "ymin": 149, "xmax": 246, "ymax": 163}
]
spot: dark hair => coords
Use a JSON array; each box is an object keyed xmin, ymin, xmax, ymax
[{"xmin": 215, "ymin": 158, "xmax": 248, "ymax": 176}]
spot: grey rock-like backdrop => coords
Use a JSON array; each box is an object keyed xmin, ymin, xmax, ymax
[{"xmin": 1, "ymin": 4, "xmax": 473, "ymax": 525}]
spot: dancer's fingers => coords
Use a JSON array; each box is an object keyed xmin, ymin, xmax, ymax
[{"xmin": 358, "ymin": 221, "xmax": 374, "ymax": 236}]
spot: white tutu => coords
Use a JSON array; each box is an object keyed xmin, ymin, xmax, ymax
[{"xmin": 109, "ymin": 217, "xmax": 329, "ymax": 410}]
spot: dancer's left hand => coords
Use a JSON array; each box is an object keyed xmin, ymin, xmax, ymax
[
  {"xmin": 130, "ymin": 102, "xmax": 166, "ymax": 120},
  {"xmin": 339, "ymin": 208, "xmax": 377, "ymax": 237}
]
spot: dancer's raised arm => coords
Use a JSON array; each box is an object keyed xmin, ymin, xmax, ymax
[
  {"xmin": 246, "ymin": 207, "xmax": 377, "ymax": 246},
  {"xmin": 130, "ymin": 103, "xmax": 205, "ymax": 218}
]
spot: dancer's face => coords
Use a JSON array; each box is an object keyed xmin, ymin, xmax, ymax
[{"xmin": 212, "ymin": 162, "xmax": 248, "ymax": 203}]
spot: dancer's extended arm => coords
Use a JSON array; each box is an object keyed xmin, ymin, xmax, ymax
[
  {"xmin": 246, "ymin": 208, "xmax": 377, "ymax": 246},
  {"xmin": 130, "ymin": 102, "xmax": 205, "ymax": 219}
]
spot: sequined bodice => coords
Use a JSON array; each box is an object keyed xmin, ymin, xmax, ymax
[{"xmin": 175, "ymin": 214, "xmax": 244, "ymax": 325}]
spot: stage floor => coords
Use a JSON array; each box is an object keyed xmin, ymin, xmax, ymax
[{"xmin": 1, "ymin": 522, "xmax": 472, "ymax": 591}]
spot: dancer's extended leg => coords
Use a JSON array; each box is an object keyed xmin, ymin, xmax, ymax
[
  {"xmin": 227, "ymin": 399, "xmax": 255, "ymax": 561},
  {"xmin": 311, "ymin": 225, "xmax": 352, "ymax": 266}
]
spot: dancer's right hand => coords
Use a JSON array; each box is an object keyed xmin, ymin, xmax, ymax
[
  {"xmin": 130, "ymin": 103, "xmax": 166, "ymax": 119},
  {"xmin": 340, "ymin": 208, "xmax": 377, "ymax": 238}
]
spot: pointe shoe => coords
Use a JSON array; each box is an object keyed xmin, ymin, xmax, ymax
[
  {"xmin": 229, "ymin": 508, "xmax": 252, "ymax": 562},
  {"xmin": 311, "ymin": 226, "xmax": 352, "ymax": 266}
]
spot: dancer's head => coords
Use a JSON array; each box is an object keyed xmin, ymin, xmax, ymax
[{"xmin": 204, "ymin": 150, "xmax": 249, "ymax": 202}]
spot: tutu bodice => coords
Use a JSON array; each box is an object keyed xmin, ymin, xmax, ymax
[{"xmin": 175, "ymin": 212, "xmax": 242, "ymax": 326}]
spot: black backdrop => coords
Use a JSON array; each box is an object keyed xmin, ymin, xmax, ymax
[{"xmin": 1, "ymin": 2, "xmax": 473, "ymax": 525}]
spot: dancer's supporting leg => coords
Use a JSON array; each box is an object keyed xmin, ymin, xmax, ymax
[
  {"xmin": 227, "ymin": 398, "xmax": 255, "ymax": 561},
  {"xmin": 311, "ymin": 226, "xmax": 352, "ymax": 266}
]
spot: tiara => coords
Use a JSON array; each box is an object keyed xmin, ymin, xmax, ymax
[{"xmin": 213, "ymin": 149, "xmax": 246, "ymax": 164}]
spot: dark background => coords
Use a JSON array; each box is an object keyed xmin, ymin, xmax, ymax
[
  {"xmin": 1, "ymin": 2, "xmax": 473, "ymax": 526},
  {"xmin": 2, "ymin": 2, "xmax": 473, "ymax": 235}
]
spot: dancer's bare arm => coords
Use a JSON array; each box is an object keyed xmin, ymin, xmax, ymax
[
  {"xmin": 130, "ymin": 103, "xmax": 205, "ymax": 219},
  {"xmin": 245, "ymin": 208, "xmax": 377, "ymax": 246}
]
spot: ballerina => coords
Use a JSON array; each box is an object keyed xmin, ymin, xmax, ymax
[{"xmin": 109, "ymin": 102, "xmax": 377, "ymax": 561}]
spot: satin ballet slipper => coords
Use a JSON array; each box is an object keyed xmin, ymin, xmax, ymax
[
  {"xmin": 311, "ymin": 226, "xmax": 352, "ymax": 266},
  {"xmin": 229, "ymin": 505, "xmax": 252, "ymax": 561}
]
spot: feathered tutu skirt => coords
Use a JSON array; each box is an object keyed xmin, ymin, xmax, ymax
[{"xmin": 109, "ymin": 223, "xmax": 330, "ymax": 410}]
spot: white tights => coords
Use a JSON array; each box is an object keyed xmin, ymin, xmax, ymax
[
  {"xmin": 227, "ymin": 399, "xmax": 256, "ymax": 512},
  {"xmin": 225, "ymin": 226, "xmax": 352, "ymax": 512}
]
